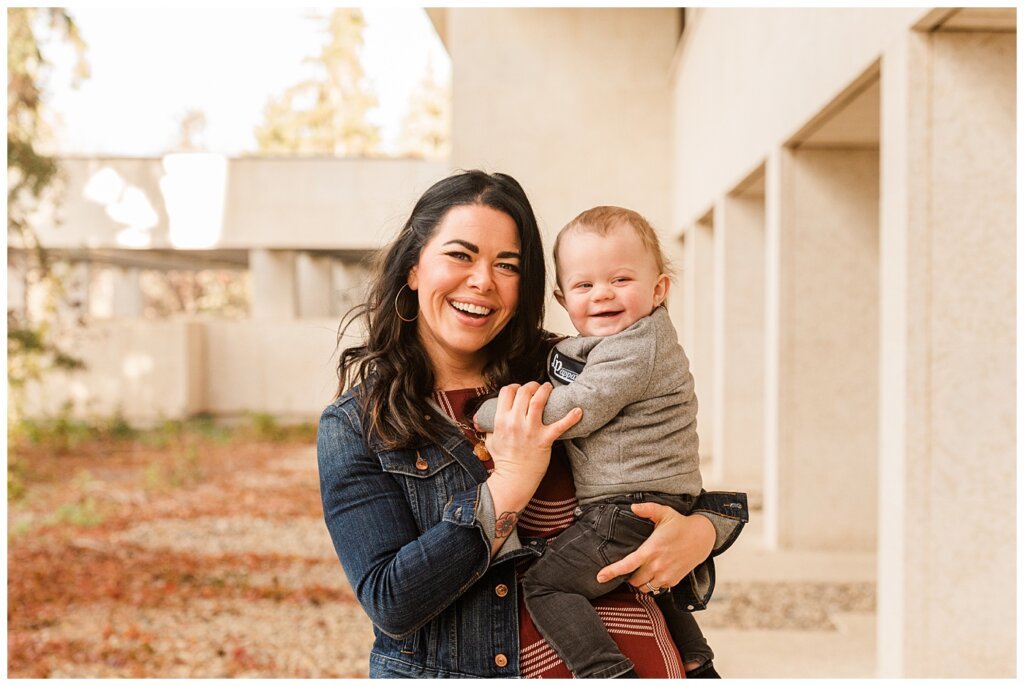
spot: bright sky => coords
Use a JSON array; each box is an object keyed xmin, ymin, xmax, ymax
[{"xmin": 41, "ymin": 7, "xmax": 450, "ymax": 156}]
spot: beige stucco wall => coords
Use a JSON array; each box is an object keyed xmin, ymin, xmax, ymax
[
  {"xmin": 711, "ymin": 191, "xmax": 765, "ymax": 487},
  {"xmin": 203, "ymin": 319, "xmax": 344, "ymax": 419},
  {"xmin": 18, "ymin": 320, "xmax": 206, "ymax": 422},
  {"xmin": 671, "ymin": 7, "xmax": 928, "ymax": 225},
  {"xmin": 444, "ymin": 7, "xmax": 679, "ymax": 335},
  {"xmin": 775, "ymin": 148, "xmax": 879, "ymax": 551},
  {"xmin": 31, "ymin": 157, "xmax": 447, "ymax": 252},
  {"xmin": 18, "ymin": 318, "xmax": 351, "ymax": 422},
  {"xmin": 681, "ymin": 219, "xmax": 716, "ymax": 462},
  {"xmin": 878, "ymin": 29, "xmax": 1016, "ymax": 678}
]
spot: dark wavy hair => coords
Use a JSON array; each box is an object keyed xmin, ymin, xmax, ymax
[{"xmin": 335, "ymin": 170, "xmax": 549, "ymax": 448}]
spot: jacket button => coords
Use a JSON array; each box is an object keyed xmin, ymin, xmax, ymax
[
  {"xmin": 494, "ymin": 653, "xmax": 508, "ymax": 667},
  {"xmin": 415, "ymin": 457, "xmax": 428, "ymax": 470},
  {"xmin": 495, "ymin": 583, "xmax": 509, "ymax": 598}
]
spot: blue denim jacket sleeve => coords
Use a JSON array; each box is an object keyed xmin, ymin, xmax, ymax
[
  {"xmin": 317, "ymin": 399, "xmax": 492, "ymax": 639},
  {"xmin": 671, "ymin": 490, "xmax": 749, "ymax": 612}
]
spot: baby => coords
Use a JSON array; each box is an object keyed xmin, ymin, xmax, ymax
[{"xmin": 474, "ymin": 206, "xmax": 712, "ymax": 678}]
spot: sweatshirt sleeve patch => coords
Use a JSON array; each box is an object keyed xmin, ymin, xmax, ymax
[{"xmin": 549, "ymin": 350, "xmax": 586, "ymax": 384}]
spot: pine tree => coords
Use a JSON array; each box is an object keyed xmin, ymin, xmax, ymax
[
  {"xmin": 255, "ymin": 9, "xmax": 380, "ymax": 156},
  {"xmin": 397, "ymin": 61, "xmax": 450, "ymax": 159}
]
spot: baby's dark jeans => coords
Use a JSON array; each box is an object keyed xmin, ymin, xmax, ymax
[{"xmin": 523, "ymin": 492, "xmax": 712, "ymax": 678}]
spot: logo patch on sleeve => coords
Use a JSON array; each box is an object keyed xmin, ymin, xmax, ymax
[{"xmin": 550, "ymin": 351, "xmax": 585, "ymax": 384}]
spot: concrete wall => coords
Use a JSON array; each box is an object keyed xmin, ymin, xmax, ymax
[
  {"xmin": 877, "ymin": 29, "xmax": 1016, "ymax": 678},
  {"xmin": 681, "ymin": 218, "xmax": 716, "ymax": 462},
  {"xmin": 711, "ymin": 190, "xmax": 765, "ymax": 487},
  {"xmin": 673, "ymin": 7, "xmax": 1015, "ymax": 677},
  {"xmin": 671, "ymin": 7, "xmax": 928, "ymax": 225},
  {"xmin": 444, "ymin": 7, "xmax": 680, "ymax": 334},
  {"xmin": 19, "ymin": 320, "xmax": 206, "ymax": 422},
  {"xmin": 773, "ymin": 148, "xmax": 879, "ymax": 551},
  {"xmin": 30, "ymin": 157, "xmax": 448, "ymax": 251},
  {"xmin": 203, "ymin": 319, "xmax": 346, "ymax": 419},
  {"xmin": 19, "ymin": 318, "xmax": 352, "ymax": 422}
]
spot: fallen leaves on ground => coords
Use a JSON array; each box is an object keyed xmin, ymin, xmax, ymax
[{"xmin": 7, "ymin": 433, "xmax": 374, "ymax": 678}]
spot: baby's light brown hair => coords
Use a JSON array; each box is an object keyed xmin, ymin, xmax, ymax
[{"xmin": 553, "ymin": 206, "xmax": 670, "ymax": 288}]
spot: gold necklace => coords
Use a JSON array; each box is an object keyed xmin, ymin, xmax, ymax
[{"xmin": 434, "ymin": 389, "xmax": 492, "ymax": 462}]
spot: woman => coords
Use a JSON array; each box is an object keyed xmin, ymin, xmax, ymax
[{"xmin": 318, "ymin": 170, "xmax": 745, "ymax": 678}]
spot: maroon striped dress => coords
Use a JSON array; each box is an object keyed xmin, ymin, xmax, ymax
[{"xmin": 433, "ymin": 389, "xmax": 685, "ymax": 679}]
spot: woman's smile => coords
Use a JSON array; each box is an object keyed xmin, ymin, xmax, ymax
[
  {"xmin": 447, "ymin": 297, "xmax": 496, "ymax": 320},
  {"xmin": 407, "ymin": 204, "xmax": 522, "ymax": 380}
]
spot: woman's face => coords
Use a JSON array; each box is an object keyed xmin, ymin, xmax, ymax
[{"xmin": 407, "ymin": 204, "xmax": 522, "ymax": 376}]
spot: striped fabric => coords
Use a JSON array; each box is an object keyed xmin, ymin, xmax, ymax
[{"xmin": 436, "ymin": 389, "xmax": 685, "ymax": 679}]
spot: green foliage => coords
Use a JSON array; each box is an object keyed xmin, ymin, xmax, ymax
[
  {"xmin": 8, "ymin": 457, "xmax": 28, "ymax": 501},
  {"xmin": 7, "ymin": 8, "xmax": 90, "ymax": 417},
  {"xmin": 49, "ymin": 497, "xmax": 104, "ymax": 527},
  {"xmin": 11, "ymin": 404, "xmax": 94, "ymax": 451},
  {"xmin": 188, "ymin": 412, "xmax": 233, "ymax": 443},
  {"xmin": 242, "ymin": 412, "xmax": 317, "ymax": 443},
  {"xmin": 255, "ymin": 9, "xmax": 380, "ymax": 155},
  {"xmin": 247, "ymin": 412, "xmax": 286, "ymax": 442},
  {"xmin": 101, "ymin": 412, "xmax": 137, "ymax": 440},
  {"xmin": 144, "ymin": 441, "xmax": 202, "ymax": 492},
  {"xmin": 7, "ymin": 7, "xmax": 88, "ymax": 248}
]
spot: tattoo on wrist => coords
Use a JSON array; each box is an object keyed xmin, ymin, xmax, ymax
[{"xmin": 495, "ymin": 510, "xmax": 522, "ymax": 539}]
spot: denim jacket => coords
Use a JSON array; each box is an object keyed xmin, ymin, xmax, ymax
[{"xmin": 317, "ymin": 388, "xmax": 749, "ymax": 678}]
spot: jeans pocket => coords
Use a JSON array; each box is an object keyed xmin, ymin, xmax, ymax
[{"xmin": 599, "ymin": 507, "xmax": 655, "ymax": 568}]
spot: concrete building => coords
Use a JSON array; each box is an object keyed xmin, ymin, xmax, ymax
[
  {"xmin": 11, "ymin": 7, "xmax": 1015, "ymax": 677},
  {"xmin": 11, "ymin": 157, "xmax": 448, "ymax": 421}
]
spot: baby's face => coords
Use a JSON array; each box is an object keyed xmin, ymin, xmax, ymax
[{"xmin": 555, "ymin": 224, "xmax": 668, "ymax": 337}]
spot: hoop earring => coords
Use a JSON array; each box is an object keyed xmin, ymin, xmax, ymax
[{"xmin": 395, "ymin": 284, "xmax": 419, "ymax": 323}]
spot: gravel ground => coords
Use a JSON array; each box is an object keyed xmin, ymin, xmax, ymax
[
  {"xmin": 700, "ymin": 581, "xmax": 875, "ymax": 630},
  {"xmin": 9, "ymin": 440, "xmax": 876, "ymax": 677},
  {"xmin": 44, "ymin": 599, "xmax": 374, "ymax": 678},
  {"xmin": 110, "ymin": 516, "xmax": 337, "ymax": 559}
]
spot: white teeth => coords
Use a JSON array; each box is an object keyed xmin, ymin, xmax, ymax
[{"xmin": 450, "ymin": 300, "xmax": 493, "ymax": 316}]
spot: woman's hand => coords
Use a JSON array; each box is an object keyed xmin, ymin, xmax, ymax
[
  {"xmin": 484, "ymin": 382, "xmax": 582, "ymax": 554},
  {"xmin": 486, "ymin": 382, "xmax": 581, "ymax": 487},
  {"xmin": 595, "ymin": 503, "xmax": 715, "ymax": 590}
]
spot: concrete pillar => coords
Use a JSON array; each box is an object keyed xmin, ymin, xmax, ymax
[
  {"xmin": 764, "ymin": 146, "xmax": 880, "ymax": 552},
  {"xmin": 877, "ymin": 30, "xmax": 1015, "ymax": 678},
  {"xmin": 330, "ymin": 260, "xmax": 365, "ymax": 317},
  {"xmin": 250, "ymin": 249, "xmax": 296, "ymax": 319},
  {"xmin": 89, "ymin": 267, "xmax": 113, "ymax": 319},
  {"xmin": 111, "ymin": 267, "xmax": 143, "ymax": 318},
  {"xmin": 710, "ymin": 191, "xmax": 765, "ymax": 488},
  {"xmin": 296, "ymin": 252, "xmax": 332, "ymax": 318},
  {"xmin": 681, "ymin": 218, "xmax": 715, "ymax": 464}
]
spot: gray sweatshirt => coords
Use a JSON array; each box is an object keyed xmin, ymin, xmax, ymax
[{"xmin": 475, "ymin": 305, "xmax": 702, "ymax": 505}]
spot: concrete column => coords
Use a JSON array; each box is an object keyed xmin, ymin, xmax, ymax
[
  {"xmin": 710, "ymin": 192, "xmax": 766, "ymax": 488},
  {"xmin": 88, "ymin": 267, "xmax": 113, "ymax": 319},
  {"xmin": 111, "ymin": 267, "xmax": 143, "ymax": 318},
  {"xmin": 331, "ymin": 260, "xmax": 366, "ymax": 317},
  {"xmin": 681, "ymin": 218, "xmax": 715, "ymax": 464},
  {"xmin": 250, "ymin": 249, "xmax": 296, "ymax": 319},
  {"xmin": 764, "ymin": 145, "xmax": 880, "ymax": 552},
  {"xmin": 296, "ymin": 252, "xmax": 332, "ymax": 318},
  {"xmin": 877, "ymin": 30, "xmax": 1015, "ymax": 678}
]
